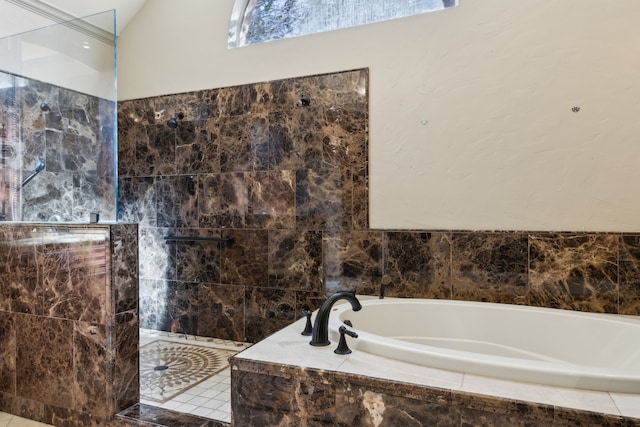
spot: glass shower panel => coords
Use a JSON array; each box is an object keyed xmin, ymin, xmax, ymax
[{"xmin": 0, "ymin": 10, "xmax": 116, "ymax": 223}]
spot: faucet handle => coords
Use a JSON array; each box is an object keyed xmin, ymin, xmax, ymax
[
  {"xmin": 300, "ymin": 307, "xmax": 313, "ymax": 336},
  {"xmin": 334, "ymin": 325, "xmax": 358, "ymax": 355}
]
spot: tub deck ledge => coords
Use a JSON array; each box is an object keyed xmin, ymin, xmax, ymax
[{"xmin": 232, "ymin": 317, "xmax": 640, "ymax": 423}]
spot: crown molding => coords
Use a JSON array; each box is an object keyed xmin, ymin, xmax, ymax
[{"xmin": 6, "ymin": 0, "xmax": 114, "ymax": 45}]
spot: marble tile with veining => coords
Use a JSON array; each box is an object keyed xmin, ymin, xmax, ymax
[
  {"xmin": 0, "ymin": 233, "xmax": 40, "ymax": 314},
  {"xmin": 198, "ymin": 173, "xmax": 247, "ymax": 229},
  {"xmin": 268, "ymin": 108, "xmax": 324, "ymax": 171},
  {"xmin": 216, "ymin": 85, "xmax": 255, "ymax": 118},
  {"xmin": 40, "ymin": 239, "xmax": 108, "ymax": 323},
  {"xmin": 244, "ymin": 287, "xmax": 296, "ymax": 343},
  {"xmin": 451, "ymin": 232, "xmax": 529, "ymax": 304},
  {"xmin": 234, "ymin": 319, "xmax": 345, "ymax": 372},
  {"xmin": 156, "ymin": 175, "xmax": 199, "ymax": 228},
  {"xmin": 164, "ymin": 280, "xmax": 199, "ymax": 334},
  {"xmin": 15, "ymin": 316, "xmax": 74, "ymax": 407},
  {"xmin": 321, "ymin": 107, "xmax": 367, "ymax": 171},
  {"xmin": 219, "ymin": 114, "xmax": 268, "ymax": 173},
  {"xmin": 529, "ymin": 233, "xmax": 619, "ymax": 313},
  {"xmin": 246, "ymin": 170, "xmax": 295, "ymax": 229},
  {"xmin": 111, "ymin": 223, "xmax": 140, "ymax": 314},
  {"xmin": 116, "ymin": 403, "xmax": 223, "ymax": 427},
  {"xmin": 117, "ymin": 176, "xmax": 157, "ymax": 226},
  {"xmin": 175, "ymin": 118, "xmax": 220, "ymax": 175},
  {"xmin": 383, "ymin": 231, "xmax": 452, "ymax": 299},
  {"xmin": 21, "ymin": 170, "xmax": 74, "ymax": 222},
  {"xmin": 136, "ymin": 123, "xmax": 176, "ymax": 177},
  {"xmin": 138, "ymin": 227, "xmax": 176, "ymax": 281},
  {"xmin": 139, "ymin": 279, "xmax": 169, "ymax": 330},
  {"xmin": 116, "ymin": 119, "xmax": 148, "ymax": 181},
  {"xmin": 233, "ymin": 315, "xmax": 640, "ymax": 425},
  {"xmin": 73, "ymin": 321, "xmax": 109, "ymax": 418},
  {"xmin": 268, "ymin": 78, "xmax": 302, "ymax": 109},
  {"xmin": 153, "ymin": 90, "xmax": 210, "ymax": 124},
  {"xmin": 115, "ymin": 310, "xmax": 140, "ymax": 410},
  {"xmin": 295, "ymin": 168, "xmax": 350, "ymax": 231},
  {"xmin": 0, "ymin": 313, "xmax": 16, "ymax": 394},
  {"xmin": 291, "ymin": 69, "xmax": 368, "ymax": 111},
  {"xmin": 461, "ymin": 374, "xmax": 621, "ymax": 416},
  {"xmin": 197, "ymin": 283, "xmax": 245, "ymax": 341},
  {"xmin": 221, "ymin": 229, "xmax": 268, "ymax": 286},
  {"xmin": 335, "ymin": 382, "xmax": 458, "ymax": 426},
  {"xmin": 323, "ymin": 230, "xmax": 383, "ymax": 293},
  {"xmin": 268, "ymin": 229, "xmax": 323, "ymax": 291},
  {"xmin": 174, "ymin": 229, "xmax": 223, "ymax": 284},
  {"xmin": 118, "ymin": 98, "xmax": 157, "ymax": 127},
  {"xmin": 619, "ymin": 234, "xmax": 640, "ymax": 315}
]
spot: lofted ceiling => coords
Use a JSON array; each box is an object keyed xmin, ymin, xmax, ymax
[{"xmin": 0, "ymin": 0, "xmax": 147, "ymax": 38}]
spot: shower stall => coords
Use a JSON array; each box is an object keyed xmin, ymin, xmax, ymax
[
  {"xmin": 0, "ymin": 10, "xmax": 140, "ymax": 426},
  {"xmin": 0, "ymin": 10, "xmax": 117, "ymax": 222}
]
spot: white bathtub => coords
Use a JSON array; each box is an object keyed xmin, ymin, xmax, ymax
[{"xmin": 328, "ymin": 298, "xmax": 640, "ymax": 393}]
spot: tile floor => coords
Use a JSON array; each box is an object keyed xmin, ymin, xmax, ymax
[
  {"xmin": 0, "ymin": 330, "xmax": 247, "ymax": 426},
  {"xmin": 0, "ymin": 413, "xmax": 53, "ymax": 427},
  {"xmin": 139, "ymin": 329, "xmax": 251, "ymax": 423}
]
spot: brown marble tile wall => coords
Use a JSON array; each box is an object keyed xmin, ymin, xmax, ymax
[
  {"xmin": 0, "ymin": 223, "xmax": 139, "ymax": 426},
  {"xmin": 119, "ymin": 68, "xmax": 640, "ymax": 346},
  {"xmin": 0, "ymin": 71, "xmax": 117, "ymax": 222},
  {"xmin": 381, "ymin": 230, "xmax": 640, "ymax": 315},
  {"xmin": 115, "ymin": 403, "xmax": 229, "ymax": 427},
  {"xmin": 231, "ymin": 358, "xmax": 640, "ymax": 427},
  {"xmin": 118, "ymin": 69, "xmax": 369, "ymax": 342}
]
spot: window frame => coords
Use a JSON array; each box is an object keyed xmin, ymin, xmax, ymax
[
  {"xmin": 228, "ymin": 0, "xmax": 456, "ymax": 49},
  {"xmin": 227, "ymin": 0, "xmax": 250, "ymax": 48}
]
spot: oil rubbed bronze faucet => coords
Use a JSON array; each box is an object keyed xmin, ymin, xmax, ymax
[{"xmin": 310, "ymin": 291, "xmax": 362, "ymax": 346}]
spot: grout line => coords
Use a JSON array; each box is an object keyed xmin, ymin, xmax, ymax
[{"xmin": 139, "ymin": 330, "xmax": 243, "ymax": 421}]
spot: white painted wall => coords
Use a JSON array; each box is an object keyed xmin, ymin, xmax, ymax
[{"xmin": 117, "ymin": 0, "xmax": 640, "ymax": 232}]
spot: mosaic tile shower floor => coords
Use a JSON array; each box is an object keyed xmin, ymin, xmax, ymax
[{"xmin": 140, "ymin": 329, "xmax": 250, "ymax": 422}]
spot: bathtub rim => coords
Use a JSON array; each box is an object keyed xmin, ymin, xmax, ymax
[{"xmin": 328, "ymin": 298, "xmax": 640, "ymax": 394}]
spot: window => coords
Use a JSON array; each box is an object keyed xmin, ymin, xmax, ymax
[{"xmin": 228, "ymin": 0, "xmax": 457, "ymax": 48}]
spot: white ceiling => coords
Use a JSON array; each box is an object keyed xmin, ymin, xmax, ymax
[{"xmin": 0, "ymin": 0, "xmax": 147, "ymax": 38}]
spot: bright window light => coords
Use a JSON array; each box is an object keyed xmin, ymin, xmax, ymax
[{"xmin": 228, "ymin": 0, "xmax": 457, "ymax": 48}]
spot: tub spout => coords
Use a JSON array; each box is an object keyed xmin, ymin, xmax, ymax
[{"xmin": 310, "ymin": 290, "xmax": 362, "ymax": 346}]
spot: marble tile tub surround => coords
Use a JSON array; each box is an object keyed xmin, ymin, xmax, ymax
[
  {"xmin": 231, "ymin": 318, "xmax": 640, "ymax": 426},
  {"xmin": 115, "ymin": 404, "xmax": 229, "ymax": 427},
  {"xmin": 0, "ymin": 71, "xmax": 117, "ymax": 223},
  {"xmin": 118, "ymin": 68, "xmax": 369, "ymax": 343},
  {"xmin": 119, "ymin": 68, "xmax": 640, "ymax": 345},
  {"xmin": 0, "ymin": 223, "xmax": 139, "ymax": 427}
]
